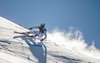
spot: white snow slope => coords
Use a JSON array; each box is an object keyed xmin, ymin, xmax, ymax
[{"xmin": 0, "ymin": 16, "xmax": 100, "ymax": 63}]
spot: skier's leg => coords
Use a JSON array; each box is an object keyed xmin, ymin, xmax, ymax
[{"xmin": 34, "ymin": 31, "xmax": 40, "ymax": 37}]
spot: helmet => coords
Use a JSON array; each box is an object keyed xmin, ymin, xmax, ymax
[{"xmin": 40, "ymin": 23, "xmax": 45, "ymax": 28}]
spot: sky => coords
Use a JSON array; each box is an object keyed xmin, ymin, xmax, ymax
[{"xmin": 0, "ymin": 0, "xmax": 100, "ymax": 48}]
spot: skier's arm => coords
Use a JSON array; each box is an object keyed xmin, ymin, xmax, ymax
[
  {"xmin": 43, "ymin": 32, "xmax": 47, "ymax": 40},
  {"xmin": 40, "ymin": 30, "xmax": 47, "ymax": 41},
  {"xmin": 29, "ymin": 26, "xmax": 39, "ymax": 30}
]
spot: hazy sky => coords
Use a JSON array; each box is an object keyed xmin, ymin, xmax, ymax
[{"xmin": 0, "ymin": 0, "xmax": 100, "ymax": 48}]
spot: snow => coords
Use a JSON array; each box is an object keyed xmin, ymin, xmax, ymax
[
  {"xmin": 0, "ymin": 16, "xmax": 27, "ymax": 31},
  {"xmin": 0, "ymin": 51, "xmax": 28, "ymax": 63},
  {"xmin": 0, "ymin": 16, "xmax": 100, "ymax": 63},
  {"xmin": 47, "ymin": 29, "xmax": 100, "ymax": 59}
]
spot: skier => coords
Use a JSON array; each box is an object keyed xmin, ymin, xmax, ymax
[{"xmin": 14, "ymin": 23, "xmax": 47, "ymax": 42}]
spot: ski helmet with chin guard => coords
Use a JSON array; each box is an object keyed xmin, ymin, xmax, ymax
[{"xmin": 40, "ymin": 23, "xmax": 45, "ymax": 28}]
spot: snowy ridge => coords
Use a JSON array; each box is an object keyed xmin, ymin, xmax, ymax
[
  {"xmin": 0, "ymin": 16, "xmax": 27, "ymax": 32},
  {"xmin": 0, "ymin": 16, "xmax": 100, "ymax": 63}
]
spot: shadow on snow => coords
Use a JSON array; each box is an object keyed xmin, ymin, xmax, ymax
[{"xmin": 13, "ymin": 36, "xmax": 47, "ymax": 63}]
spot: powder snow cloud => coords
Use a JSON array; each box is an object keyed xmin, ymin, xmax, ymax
[{"xmin": 47, "ymin": 28, "xmax": 100, "ymax": 59}]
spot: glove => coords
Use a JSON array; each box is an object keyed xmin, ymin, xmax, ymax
[
  {"xmin": 29, "ymin": 27, "xmax": 32, "ymax": 30},
  {"xmin": 40, "ymin": 39, "xmax": 44, "ymax": 42}
]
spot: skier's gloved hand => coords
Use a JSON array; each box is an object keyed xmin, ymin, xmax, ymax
[
  {"xmin": 29, "ymin": 27, "xmax": 32, "ymax": 30},
  {"xmin": 40, "ymin": 39, "xmax": 44, "ymax": 42}
]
